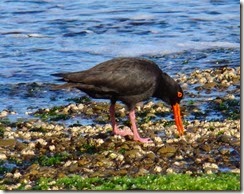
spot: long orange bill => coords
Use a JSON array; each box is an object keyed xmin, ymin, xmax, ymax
[{"xmin": 172, "ymin": 103, "xmax": 184, "ymax": 135}]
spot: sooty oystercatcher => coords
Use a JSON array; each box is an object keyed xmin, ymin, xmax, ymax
[{"xmin": 53, "ymin": 57, "xmax": 184, "ymax": 143}]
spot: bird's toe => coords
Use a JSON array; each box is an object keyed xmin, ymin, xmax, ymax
[
  {"xmin": 134, "ymin": 137, "xmax": 153, "ymax": 143},
  {"xmin": 113, "ymin": 127, "xmax": 133, "ymax": 136}
]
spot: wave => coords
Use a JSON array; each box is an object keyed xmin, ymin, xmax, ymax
[{"xmin": 84, "ymin": 40, "xmax": 239, "ymax": 57}]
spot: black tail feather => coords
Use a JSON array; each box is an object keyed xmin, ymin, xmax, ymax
[
  {"xmin": 51, "ymin": 83, "xmax": 75, "ymax": 90},
  {"xmin": 52, "ymin": 73, "xmax": 67, "ymax": 82},
  {"xmin": 52, "ymin": 73, "xmax": 66, "ymax": 77}
]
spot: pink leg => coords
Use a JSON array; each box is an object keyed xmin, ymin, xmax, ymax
[
  {"xmin": 129, "ymin": 109, "xmax": 153, "ymax": 143},
  {"xmin": 109, "ymin": 104, "xmax": 133, "ymax": 136}
]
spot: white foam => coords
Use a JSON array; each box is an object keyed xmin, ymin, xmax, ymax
[
  {"xmin": 130, "ymin": 14, "xmax": 155, "ymax": 20},
  {"xmin": 85, "ymin": 39, "xmax": 239, "ymax": 58}
]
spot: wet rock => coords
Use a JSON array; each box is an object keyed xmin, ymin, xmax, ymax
[
  {"xmin": 157, "ymin": 145, "xmax": 177, "ymax": 158},
  {"xmin": 153, "ymin": 166, "xmax": 162, "ymax": 173},
  {"xmin": 78, "ymin": 157, "xmax": 92, "ymax": 167},
  {"xmin": 203, "ymin": 82, "xmax": 216, "ymax": 89},
  {"xmin": 166, "ymin": 167, "xmax": 176, "ymax": 174},
  {"xmin": 13, "ymin": 171, "xmax": 22, "ymax": 179},
  {"xmin": 67, "ymin": 163, "xmax": 79, "ymax": 173},
  {"xmin": 0, "ymin": 110, "xmax": 9, "ymax": 117},
  {"xmin": 124, "ymin": 149, "xmax": 143, "ymax": 161},
  {"xmin": 136, "ymin": 167, "xmax": 149, "ymax": 176},
  {"xmin": 0, "ymin": 66, "xmax": 240, "ymax": 190},
  {"xmin": 203, "ymin": 162, "xmax": 219, "ymax": 174},
  {"xmin": 145, "ymin": 151, "xmax": 156, "ymax": 161},
  {"xmin": 219, "ymin": 147, "xmax": 231, "ymax": 155},
  {"xmin": 218, "ymin": 134, "xmax": 231, "ymax": 143},
  {"xmin": 21, "ymin": 148, "xmax": 35, "ymax": 156},
  {"xmin": 0, "ymin": 153, "xmax": 7, "ymax": 160},
  {"xmin": 0, "ymin": 139, "xmax": 16, "ymax": 148},
  {"xmin": 200, "ymin": 144, "xmax": 211, "ymax": 152},
  {"xmin": 230, "ymin": 168, "xmax": 240, "ymax": 174}
]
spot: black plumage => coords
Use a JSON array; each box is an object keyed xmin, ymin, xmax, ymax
[{"xmin": 53, "ymin": 57, "xmax": 184, "ymax": 143}]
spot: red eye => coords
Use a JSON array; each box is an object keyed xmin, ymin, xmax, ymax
[{"xmin": 177, "ymin": 92, "xmax": 183, "ymax": 98}]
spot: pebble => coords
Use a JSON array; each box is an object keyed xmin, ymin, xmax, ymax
[
  {"xmin": 230, "ymin": 168, "xmax": 240, "ymax": 174},
  {"xmin": 185, "ymin": 171, "xmax": 192, "ymax": 175},
  {"xmin": 0, "ymin": 110, "xmax": 9, "ymax": 117},
  {"xmin": 154, "ymin": 166, "xmax": 162, "ymax": 173},
  {"xmin": 154, "ymin": 136, "xmax": 162, "ymax": 143},
  {"xmin": 0, "ymin": 153, "xmax": 7, "ymax": 160},
  {"xmin": 49, "ymin": 145, "xmax": 56, "ymax": 151},
  {"xmin": 203, "ymin": 163, "xmax": 219, "ymax": 174},
  {"xmin": 13, "ymin": 172, "xmax": 22, "ymax": 179},
  {"xmin": 0, "ymin": 66, "xmax": 240, "ymax": 190},
  {"xmin": 108, "ymin": 152, "xmax": 118, "ymax": 160},
  {"xmin": 94, "ymin": 138, "xmax": 104, "ymax": 146},
  {"xmin": 36, "ymin": 138, "xmax": 48, "ymax": 146},
  {"xmin": 64, "ymin": 160, "xmax": 73, "ymax": 167},
  {"xmin": 166, "ymin": 168, "xmax": 175, "ymax": 174},
  {"xmin": 21, "ymin": 149, "xmax": 35, "ymax": 156},
  {"xmin": 116, "ymin": 154, "xmax": 125, "ymax": 162},
  {"xmin": 24, "ymin": 185, "xmax": 32, "ymax": 190}
]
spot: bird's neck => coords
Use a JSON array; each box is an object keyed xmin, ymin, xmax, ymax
[{"xmin": 153, "ymin": 73, "xmax": 175, "ymax": 103}]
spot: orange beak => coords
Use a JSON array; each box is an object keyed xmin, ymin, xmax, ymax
[{"xmin": 172, "ymin": 103, "xmax": 184, "ymax": 135}]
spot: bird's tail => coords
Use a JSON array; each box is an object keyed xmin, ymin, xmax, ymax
[
  {"xmin": 51, "ymin": 73, "xmax": 67, "ymax": 82},
  {"xmin": 51, "ymin": 73, "xmax": 75, "ymax": 90},
  {"xmin": 51, "ymin": 72, "xmax": 81, "ymax": 90},
  {"xmin": 51, "ymin": 83, "xmax": 75, "ymax": 90}
]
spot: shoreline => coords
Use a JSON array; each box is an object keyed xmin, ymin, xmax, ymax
[{"xmin": 0, "ymin": 66, "xmax": 240, "ymax": 190}]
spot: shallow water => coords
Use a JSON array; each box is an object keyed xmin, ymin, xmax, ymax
[{"xmin": 0, "ymin": 0, "xmax": 240, "ymax": 122}]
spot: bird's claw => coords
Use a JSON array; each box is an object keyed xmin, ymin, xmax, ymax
[
  {"xmin": 113, "ymin": 127, "xmax": 133, "ymax": 137},
  {"xmin": 134, "ymin": 137, "xmax": 153, "ymax": 143}
]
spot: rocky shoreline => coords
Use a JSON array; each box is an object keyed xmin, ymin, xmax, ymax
[{"xmin": 0, "ymin": 66, "xmax": 240, "ymax": 190}]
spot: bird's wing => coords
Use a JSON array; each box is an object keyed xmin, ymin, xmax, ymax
[{"xmin": 59, "ymin": 64, "xmax": 158, "ymax": 96}]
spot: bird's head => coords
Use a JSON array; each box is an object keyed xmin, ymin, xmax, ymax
[
  {"xmin": 158, "ymin": 73, "xmax": 183, "ymax": 104},
  {"xmin": 169, "ymin": 83, "xmax": 184, "ymax": 105},
  {"xmin": 157, "ymin": 73, "xmax": 184, "ymax": 136}
]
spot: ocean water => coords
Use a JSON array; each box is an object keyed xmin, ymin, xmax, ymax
[{"xmin": 0, "ymin": 0, "xmax": 240, "ymax": 121}]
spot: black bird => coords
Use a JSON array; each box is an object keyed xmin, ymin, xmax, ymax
[{"xmin": 52, "ymin": 57, "xmax": 184, "ymax": 143}]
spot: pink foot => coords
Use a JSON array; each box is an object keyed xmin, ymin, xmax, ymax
[
  {"xmin": 110, "ymin": 104, "xmax": 153, "ymax": 143},
  {"xmin": 133, "ymin": 137, "xmax": 153, "ymax": 143},
  {"xmin": 129, "ymin": 109, "xmax": 153, "ymax": 143},
  {"xmin": 113, "ymin": 127, "xmax": 133, "ymax": 136},
  {"xmin": 109, "ymin": 104, "xmax": 133, "ymax": 137}
]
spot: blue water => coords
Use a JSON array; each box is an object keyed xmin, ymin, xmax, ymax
[{"xmin": 0, "ymin": 0, "xmax": 240, "ymax": 121}]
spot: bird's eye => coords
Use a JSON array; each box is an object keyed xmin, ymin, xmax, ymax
[{"xmin": 177, "ymin": 91, "xmax": 183, "ymax": 98}]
